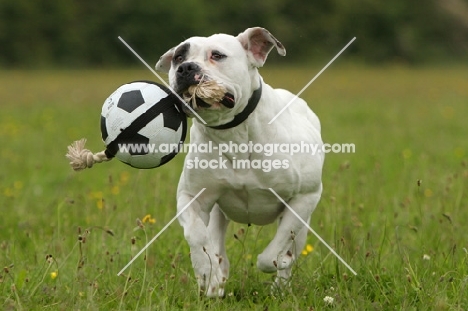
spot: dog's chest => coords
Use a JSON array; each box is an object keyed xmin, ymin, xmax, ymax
[{"xmin": 216, "ymin": 186, "xmax": 285, "ymax": 225}]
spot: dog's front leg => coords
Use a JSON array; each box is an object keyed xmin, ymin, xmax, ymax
[{"xmin": 177, "ymin": 192, "xmax": 228, "ymax": 297}]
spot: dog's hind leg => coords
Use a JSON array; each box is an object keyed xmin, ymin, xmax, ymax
[
  {"xmin": 272, "ymin": 220, "xmax": 309, "ymax": 290},
  {"xmin": 256, "ymin": 187, "xmax": 322, "ymax": 290}
]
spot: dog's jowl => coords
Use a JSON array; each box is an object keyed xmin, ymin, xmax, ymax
[{"xmin": 156, "ymin": 27, "xmax": 324, "ymax": 297}]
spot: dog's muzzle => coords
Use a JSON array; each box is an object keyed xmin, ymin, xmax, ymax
[
  {"xmin": 175, "ymin": 62, "xmax": 235, "ymax": 112},
  {"xmin": 175, "ymin": 62, "xmax": 202, "ymax": 93}
]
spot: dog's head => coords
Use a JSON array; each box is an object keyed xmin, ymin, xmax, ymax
[{"xmin": 156, "ymin": 27, "xmax": 285, "ymax": 124}]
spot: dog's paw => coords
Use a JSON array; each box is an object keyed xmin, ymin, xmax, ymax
[
  {"xmin": 270, "ymin": 274, "xmax": 292, "ymax": 297},
  {"xmin": 196, "ymin": 268, "xmax": 226, "ymax": 298},
  {"xmin": 257, "ymin": 250, "xmax": 295, "ymax": 273},
  {"xmin": 191, "ymin": 247, "xmax": 228, "ymax": 298}
]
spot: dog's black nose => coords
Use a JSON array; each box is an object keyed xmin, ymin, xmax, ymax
[
  {"xmin": 177, "ymin": 62, "xmax": 201, "ymax": 79},
  {"xmin": 176, "ymin": 62, "xmax": 202, "ymax": 93}
]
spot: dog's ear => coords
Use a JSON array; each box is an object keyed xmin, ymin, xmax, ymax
[
  {"xmin": 155, "ymin": 47, "xmax": 175, "ymax": 73},
  {"xmin": 237, "ymin": 27, "xmax": 286, "ymax": 67}
]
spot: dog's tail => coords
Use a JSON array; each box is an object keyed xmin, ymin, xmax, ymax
[{"xmin": 66, "ymin": 138, "xmax": 111, "ymax": 171}]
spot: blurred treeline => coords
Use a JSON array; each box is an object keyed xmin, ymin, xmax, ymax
[{"xmin": 1, "ymin": 0, "xmax": 467, "ymax": 68}]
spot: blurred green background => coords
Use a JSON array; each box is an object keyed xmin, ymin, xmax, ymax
[
  {"xmin": 1, "ymin": 1, "xmax": 468, "ymax": 309},
  {"xmin": 1, "ymin": 0, "xmax": 467, "ymax": 68}
]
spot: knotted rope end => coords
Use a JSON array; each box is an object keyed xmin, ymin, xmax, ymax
[{"xmin": 66, "ymin": 138, "xmax": 111, "ymax": 171}]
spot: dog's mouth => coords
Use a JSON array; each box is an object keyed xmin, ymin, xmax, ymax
[
  {"xmin": 182, "ymin": 90, "xmax": 235, "ymax": 108},
  {"xmin": 178, "ymin": 79, "xmax": 235, "ymax": 115}
]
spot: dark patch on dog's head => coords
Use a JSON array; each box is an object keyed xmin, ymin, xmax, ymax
[{"xmin": 172, "ymin": 43, "xmax": 190, "ymax": 66}]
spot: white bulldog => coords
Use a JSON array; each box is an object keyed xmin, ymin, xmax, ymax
[{"xmin": 156, "ymin": 27, "xmax": 324, "ymax": 297}]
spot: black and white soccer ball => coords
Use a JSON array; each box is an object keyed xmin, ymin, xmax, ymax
[{"xmin": 100, "ymin": 81, "xmax": 187, "ymax": 169}]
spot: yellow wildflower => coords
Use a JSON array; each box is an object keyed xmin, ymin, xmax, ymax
[
  {"xmin": 111, "ymin": 185, "xmax": 120, "ymax": 195},
  {"xmin": 89, "ymin": 191, "xmax": 105, "ymax": 209},
  {"xmin": 424, "ymin": 189, "xmax": 433, "ymax": 197},
  {"xmin": 89, "ymin": 191, "xmax": 103, "ymax": 200},
  {"xmin": 13, "ymin": 181, "xmax": 23, "ymax": 190},
  {"xmin": 3, "ymin": 187, "xmax": 13, "ymax": 198},
  {"xmin": 96, "ymin": 199, "xmax": 104, "ymax": 209},
  {"xmin": 119, "ymin": 171, "xmax": 130, "ymax": 185},
  {"xmin": 50, "ymin": 271, "xmax": 58, "ymax": 280},
  {"xmin": 302, "ymin": 244, "xmax": 314, "ymax": 256},
  {"xmin": 142, "ymin": 214, "xmax": 156, "ymax": 224}
]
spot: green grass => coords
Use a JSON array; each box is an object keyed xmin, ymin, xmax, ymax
[{"xmin": 0, "ymin": 65, "xmax": 467, "ymax": 310}]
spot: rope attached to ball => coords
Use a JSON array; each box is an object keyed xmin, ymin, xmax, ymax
[
  {"xmin": 66, "ymin": 138, "xmax": 111, "ymax": 171},
  {"xmin": 184, "ymin": 79, "xmax": 227, "ymax": 108}
]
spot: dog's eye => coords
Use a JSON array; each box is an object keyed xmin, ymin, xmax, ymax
[
  {"xmin": 174, "ymin": 55, "xmax": 184, "ymax": 64},
  {"xmin": 211, "ymin": 51, "xmax": 226, "ymax": 61}
]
